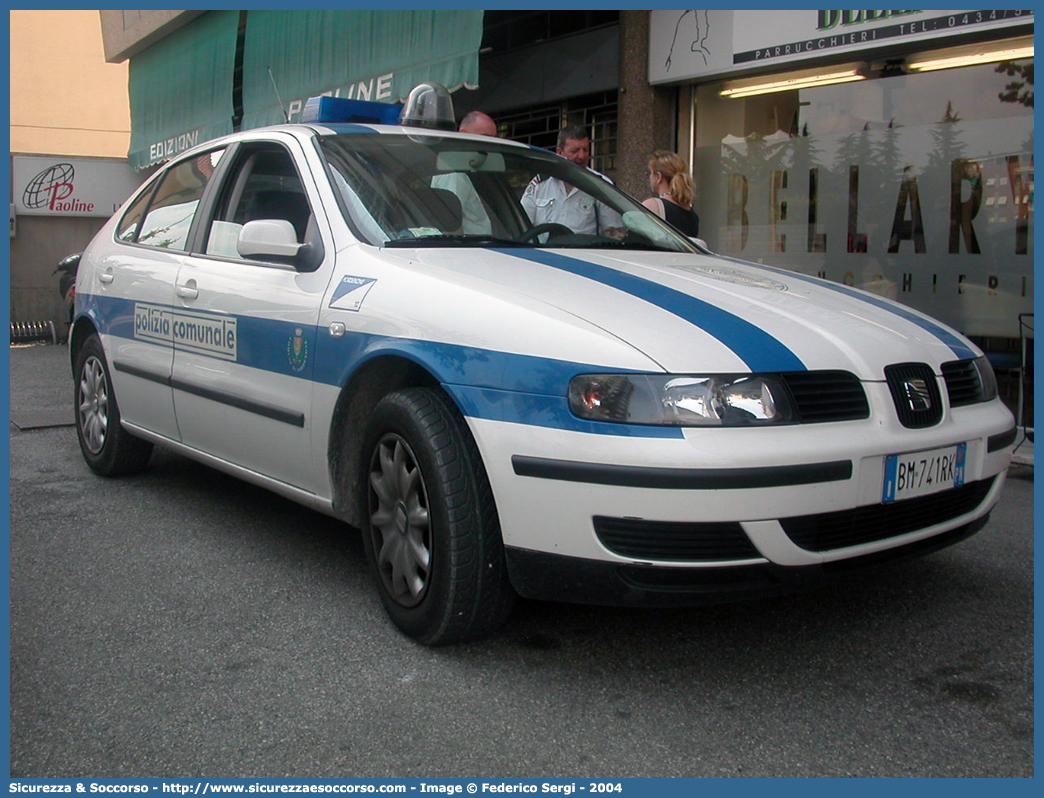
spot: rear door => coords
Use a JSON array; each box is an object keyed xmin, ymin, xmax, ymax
[{"xmin": 92, "ymin": 148, "xmax": 227, "ymax": 442}]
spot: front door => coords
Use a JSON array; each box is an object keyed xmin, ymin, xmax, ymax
[{"xmin": 170, "ymin": 140, "xmax": 334, "ymax": 493}]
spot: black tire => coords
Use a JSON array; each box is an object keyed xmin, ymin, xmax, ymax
[
  {"xmin": 74, "ymin": 334, "xmax": 153, "ymax": 476},
  {"xmin": 361, "ymin": 388, "xmax": 515, "ymax": 645}
]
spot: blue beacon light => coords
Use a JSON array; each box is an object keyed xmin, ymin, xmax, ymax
[
  {"xmin": 300, "ymin": 95, "xmax": 403, "ymax": 125},
  {"xmin": 300, "ymin": 82, "xmax": 456, "ymax": 130}
]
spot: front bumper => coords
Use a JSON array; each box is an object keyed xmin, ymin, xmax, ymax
[
  {"xmin": 505, "ymin": 512, "xmax": 991, "ymax": 606},
  {"xmin": 469, "ymin": 398, "xmax": 1014, "ymax": 586}
]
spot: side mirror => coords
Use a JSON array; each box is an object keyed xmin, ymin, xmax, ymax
[
  {"xmin": 690, "ymin": 236, "xmax": 711, "ymax": 252},
  {"xmin": 237, "ymin": 219, "xmax": 303, "ymax": 262}
]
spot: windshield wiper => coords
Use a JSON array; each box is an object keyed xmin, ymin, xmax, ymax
[
  {"xmin": 384, "ymin": 234, "xmax": 530, "ymax": 248},
  {"xmin": 575, "ymin": 238, "xmax": 679, "ymax": 252}
]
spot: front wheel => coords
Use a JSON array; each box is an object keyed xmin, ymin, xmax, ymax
[
  {"xmin": 361, "ymin": 388, "xmax": 514, "ymax": 645},
  {"xmin": 74, "ymin": 334, "xmax": 153, "ymax": 476}
]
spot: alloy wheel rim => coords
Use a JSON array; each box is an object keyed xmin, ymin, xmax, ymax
[
  {"xmin": 78, "ymin": 355, "xmax": 109, "ymax": 454},
  {"xmin": 368, "ymin": 433, "xmax": 432, "ymax": 607}
]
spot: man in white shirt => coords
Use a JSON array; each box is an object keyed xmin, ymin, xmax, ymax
[
  {"xmin": 520, "ymin": 125, "xmax": 624, "ymax": 238},
  {"xmin": 431, "ymin": 110, "xmax": 498, "ymax": 235}
]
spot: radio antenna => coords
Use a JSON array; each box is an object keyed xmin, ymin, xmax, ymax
[{"xmin": 268, "ymin": 66, "xmax": 289, "ymax": 122}]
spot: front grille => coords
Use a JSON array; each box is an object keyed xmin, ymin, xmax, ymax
[
  {"xmin": 942, "ymin": 359, "xmax": 985, "ymax": 406},
  {"xmin": 781, "ymin": 371, "xmax": 869, "ymax": 423},
  {"xmin": 780, "ymin": 477, "xmax": 995, "ymax": 552},
  {"xmin": 885, "ymin": 362, "xmax": 943, "ymax": 428},
  {"xmin": 593, "ymin": 516, "xmax": 761, "ymax": 561}
]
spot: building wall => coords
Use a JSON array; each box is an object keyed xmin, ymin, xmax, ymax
[
  {"xmin": 455, "ymin": 12, "xmax": 677, "ymax": 202},
  {"xmin": 460, "ymin": 26, "xmax": 620, "ymax": 115},
  {"xmin": 9, "ymin": 10, "xmax": 136, "ymax": 336},
  {"xmin": 615, "ymin": 10, "xmax": 677, "ymax": 201},
  {"xmin": 10, "ymin": 216, "xmax": 107, "ymax": 334},
  {"xmin": 98, "ymin": 9, "xmax": 201, "ymax": 63},
  {"xmin": 9, "ymin": 10, "xmax": 131, "ymax": 157}
]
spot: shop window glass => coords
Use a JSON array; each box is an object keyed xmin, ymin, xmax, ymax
[{"xmin": 693, "ymin": 60, "xmax": 1033, "ymax": 340}]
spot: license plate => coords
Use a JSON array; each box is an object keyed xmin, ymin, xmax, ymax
[{"xmin": 882, "ymin": 443, "xmax": 966, "ymax": 503}]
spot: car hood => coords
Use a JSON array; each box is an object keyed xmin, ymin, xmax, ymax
[{"xmin": 388, "ymin": 246, "xmax": 980, "ymax": 379}]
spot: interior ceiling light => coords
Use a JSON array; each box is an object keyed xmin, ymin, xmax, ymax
[
  {"xmin": 908, "ymin": 44, "xmax": 1034, "ymax": 71},
  {"xmin": 720, "ymin": 69, "xmax": 866, "ymax": 98}
]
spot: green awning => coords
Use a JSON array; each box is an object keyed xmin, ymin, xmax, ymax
[
  {"xmin": 240, "ymin": 10, "xmax": 483, "ymax": 129},
  {"xmin": 126, "ymin": 11, "xmax": 483, "ymax": 170},
  {"xmin": 127, "ymin": 11, "xmax": 239, "ymax": 171}
]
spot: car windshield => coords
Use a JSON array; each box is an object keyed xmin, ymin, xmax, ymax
[{"xmin": 318, "ymin": 132, "xmax": 698, "ymax": 253}]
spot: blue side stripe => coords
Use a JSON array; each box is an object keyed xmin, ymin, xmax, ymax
[
  {"xmin": 492, "ymin": 248, "xmax": 807, "ymax": 373},
  {"xmin": 84, "ymin": 293, "xmax": 681, "ymax": 438},
  {"xmin": 313, "ymin": 334, "xmax": 682, "ymax": 438},
  {"xmin": 736, "ymin": 258, "xmax": 977, "ymax": 360},
  {"xmin": 450, "ymin": 385, "xmax": 682, "ymax": 439}
]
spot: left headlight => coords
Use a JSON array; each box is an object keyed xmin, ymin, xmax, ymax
[
  {"xmin": 568, "ymin": 374, "xmax": 795, "ymax": 427},
  {"xmin": 971, "ymin": 356, "xmax": 999, "ymax": 402}
]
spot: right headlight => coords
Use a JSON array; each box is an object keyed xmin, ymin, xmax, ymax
[{"xmin": 568, "ymin": 374, "xmax": 795, "ymax": 427}]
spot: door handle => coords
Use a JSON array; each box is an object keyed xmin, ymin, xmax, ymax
[
  {"xmin": 99, "ymin": 272, "xmax": 114, "ymax": 284},
  {"xmin": 176, "ymin": 282, "xmax": 198, "ymax": 300}
]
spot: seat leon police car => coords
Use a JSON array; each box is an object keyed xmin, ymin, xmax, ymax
[{"xmin": 72, "ymin": 83, "xmax": 1016, "ymax": 645}]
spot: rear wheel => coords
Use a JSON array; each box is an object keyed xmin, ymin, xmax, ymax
[
  {"xmin": 74, "ymin": 334, "xmax": 153, "ymax": 476},
  {"xmin": 361, "ymin": 388, "xmax": 514, "ymax": 645}
]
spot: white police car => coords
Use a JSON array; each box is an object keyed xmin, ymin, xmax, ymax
[{"xmin": 72, "ymin": 83, "xmax": 1016, "ymax": 644}]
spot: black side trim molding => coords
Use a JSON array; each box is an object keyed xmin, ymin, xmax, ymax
[
  {"xmin": 987, "ymin": 426, "xmax": 1018, "ymax": 453},
  {"xmin": 511, "ymin": 455, "xmax": 853, "ymax": 489},
  {"xmin": 171, "ymin": 378, "xmax": 305, "ymax": 428},
  {"xmin": 113, "ymin": 359, "xmax": 305, "ymax": 428},
  {"xmin": 113, "ymin": 359, "xmax": 170, "ymax": 387}
]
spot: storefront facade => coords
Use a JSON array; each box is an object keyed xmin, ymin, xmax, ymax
[
  {"xmin": 107, "ymin": 10, "xmax": 485, "ymax": 171},
  {"xmin": 95, "ymin": 8, "xmax": 1035, "ymax": 350},
  {"xmin": 649, "ymin": 10, "xmax": 1033, "ymax": 347},
  {"xmin": 108, "ymin": 10, "xmax": 622, "ymax": 176}
]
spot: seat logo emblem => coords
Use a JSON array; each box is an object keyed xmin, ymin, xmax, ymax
[{"xmin": 903, "ymin": 378, "xmax": 932, "ymax": 412}]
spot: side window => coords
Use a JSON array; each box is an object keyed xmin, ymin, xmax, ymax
[
  {"xmin": 204, "ymin": 147, "xmax": 313, "ymax": 259},
  {"xmin": 116, "ymin": 184, "xmax": 154, "ymax": 242},
  {"xmin": 134, "ymin": 149, "xmax": 225, "ymax": 250}
]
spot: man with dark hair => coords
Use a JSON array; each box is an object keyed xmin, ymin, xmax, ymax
[
  {"xmin": 521, "ymin": 125, "xmax": 623, "ymax": 237},
  {"xmin": 556, "ymin": 124, "xmax": 590, "ymax": 154}
]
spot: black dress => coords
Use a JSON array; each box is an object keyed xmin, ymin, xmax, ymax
[{"xmin": 661, "ymin": 198, "xmax": 700, "ymax": 237}]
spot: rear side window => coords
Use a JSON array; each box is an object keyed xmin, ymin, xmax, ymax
[
  {"xmin": 126, "ymin": 149, "xmax": 225, "ymax": 250},
  {"xmin": 116, "ymin": 185, "xmax": 154, "ymax": 242}
]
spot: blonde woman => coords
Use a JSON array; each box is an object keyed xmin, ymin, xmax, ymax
[{"xmin": 642, "ymin": 150, "xmax": 700, "ymax": 237}]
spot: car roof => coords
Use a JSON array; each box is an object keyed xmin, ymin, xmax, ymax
[
  {"xmin": 305, "ymin": 122, "xmax": 534, "ymax": 149},
  {"xmin": 165, "ymin": 122, "xmax": 536, "ymax": 168}
]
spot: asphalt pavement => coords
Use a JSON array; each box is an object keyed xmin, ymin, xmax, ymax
[{"xmin": 7, "ymin": 342, "xmax": 1035, "ymax": 778}]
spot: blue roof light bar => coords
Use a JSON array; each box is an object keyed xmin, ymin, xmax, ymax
[{"xmin": 301, "ymin": 96, "xmax": 403, "ymax": 125}]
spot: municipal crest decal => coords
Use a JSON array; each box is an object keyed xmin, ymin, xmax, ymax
[{"xmin": 288, "ymin": 328, "xmax": 309, "ymax": 372}]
